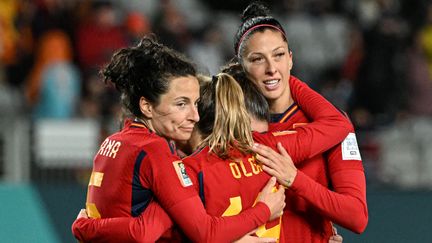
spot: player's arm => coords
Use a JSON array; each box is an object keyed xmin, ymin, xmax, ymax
[
  {"xmin": 71, "ymin": 200, "xmax": 173, "ymax": 242},
  {"xmin": 147, "ymin": 151, "xmax": 284, "ymax": 243},
  {"xmin": 254, "ymin": 132, "xmax": 368, "ymax": 234},
  {"xmin": 318, "ymin": 132, "xmax": 368, "ymax": 233},
  {"xmin": 69, "ymin": 153, "xmax": 202, "ymax": 243},
  {"xmin": 290, "ymin": 146, "xmax": 368, "ymax": 233},
  {"xmin": 275, "ymin": 77, "xmax": 352, "ymax": 163}
]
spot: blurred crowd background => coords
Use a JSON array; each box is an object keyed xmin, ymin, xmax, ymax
[{"xmin": 1, "ymin": 0, "xmax": 432, "ymax": 242}]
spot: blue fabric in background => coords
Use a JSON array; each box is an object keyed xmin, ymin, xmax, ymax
[
  {"xmin": 0, "ymin": 184, "xmax": 60, "ymax": 243},
  {"xmin": 32, "ymin": 63, "xmax": 81, "ymax": 120}
]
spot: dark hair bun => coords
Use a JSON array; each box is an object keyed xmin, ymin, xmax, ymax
[{"xmin": 241, "ymin": 1, "xmax": 270, "ymax": 22}]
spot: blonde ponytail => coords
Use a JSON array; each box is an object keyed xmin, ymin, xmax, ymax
[{"xmin": 203, "ymin": 73, "xmax": 254, "ymax": 159}]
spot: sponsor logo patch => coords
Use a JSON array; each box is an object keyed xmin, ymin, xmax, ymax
[
  {"xmin": 173, "ymin": 160, "xmax": 193, "ymax": 187},
  {"xmin": 341, "ymin": 133, "xmax": 362, "ymax": 160}
]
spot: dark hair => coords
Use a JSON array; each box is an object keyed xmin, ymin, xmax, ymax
[
  {"xmin": 221, "ymin": 63, "xmax": 269, "ymax": 122},
  {"xmin": 196, "ymin": 75, "xmax": 215, "ymax": 137},
  {"xmin": 101, "ymin": 35, "xmax": 196, "ymax": 118},
  {"xmin": 234, "ymin": 1, "xmax": 287, "ymax": 57}
]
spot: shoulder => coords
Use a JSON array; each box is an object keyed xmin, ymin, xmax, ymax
[
  {"xmin": 107, "ymin": 127, "xmax": 176, "ymax": 157},
  {"xmin": 183, "ymin": 147, "xmax": 209, "ymax": 170},
  {"xmin": 141, "ymin": 137, "xmax": 178, "ymax": 161}
]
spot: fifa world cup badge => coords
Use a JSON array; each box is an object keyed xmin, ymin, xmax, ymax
[{"xmin": 173, "ymin": 161, "xmax": 193, "ymax": 187}]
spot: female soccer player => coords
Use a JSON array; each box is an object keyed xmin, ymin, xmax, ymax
[
  {"xmin": 233, "ymin": 2, "xmax": 368, "ymax": 242},
  {"xmin": 72, "ymin": 64, "xmax": 350, "ymax": 242},
  {"xmin": 72, "ymin": 35, "xmax": 286, "ymax": 243}
]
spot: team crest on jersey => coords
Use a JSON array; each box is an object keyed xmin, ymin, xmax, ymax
[
  {"xmin": 173, "ymin": 161, "xmax": 193, "ymax": 187},
  {"xmin": 341, "ymin": 133, "xmax": 362, "ymax": 161}
]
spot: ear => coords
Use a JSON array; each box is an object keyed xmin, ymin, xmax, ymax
[
  {"xmin": 139, "ymin": 97, "xmax": 153, "ymax": 118},
  {"xmin": 288, "ymin": 50, "xmax": 293, "ymax": 70}
]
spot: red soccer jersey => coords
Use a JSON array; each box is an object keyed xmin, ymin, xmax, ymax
[
  {"xmin": 85, "ymin": 119, "xmax": 195, "ymax": 219},
  {"xmin": 269, "ymin": 76, "xmax": 368, "ymax": 243},
  {"xmin": 253, "ymin": 75, "xmax": 353, "ymax": 165},
  {"xmin": 73, "ymin": 119, "xmax": 271, "ymax": 243},
  {"xmin": 184, "ymin": 147, "xmax": 282, "ymax": 240},
  {"xmin": 73, "ymin": 75, "xmax": 356, "ymax": 243}
]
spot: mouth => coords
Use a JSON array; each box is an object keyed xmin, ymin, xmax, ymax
[
  {"xmin": 179, "ymin": 127, "xmax": 194, "ymax": 133},
  {"xmin": 263, "ymin": 79, "xmax": 280, "ymax": 91}
]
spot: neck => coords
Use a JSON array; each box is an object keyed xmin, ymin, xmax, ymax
[
  {"xmin": 138, "ymin": 117, "xmax": 154, "ymax": 131},
  {"xmin": 251, "ymin": 118, "xmax": 269, "ymax": 133},
  {"xmin": 268, "ymin": 94, "xmax": 294, "ymax": 114},
  {"xmin": 189, "ymin": 130, "xmax": 204, "ymax": 151}
]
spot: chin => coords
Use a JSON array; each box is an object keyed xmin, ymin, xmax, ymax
[
  {"xmin": 264, "ymin": 91, "xmax": 283, "ymax": 101},
  {"xmin": 173, "ymin": 133, "xmax": 192, "ymax": 142}
]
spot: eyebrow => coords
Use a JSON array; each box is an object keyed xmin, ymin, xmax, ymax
[
  {"xmin": 174, "ymin": 96, "xmax": 200, "ymax": 103},
  {"xmin": 174, "ymin": 97, "xmax": 190, "ymax": 102},
  {"xmin": 273, "ymin": 46, "xmax": 286, "ymax": 52},
  {"xmin": 248, "ymin": 45, "xmax": 286, "ymax": 56}
]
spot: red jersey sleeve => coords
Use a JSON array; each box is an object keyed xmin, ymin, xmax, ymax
[
  {"xmin": 256, "ymin": 76, "xmax": 352, "ymax": 164},
  {"xmin": 144, "ymin": 144, "xmax": 271, "ymax": 242},
  {"xmin": 288, "ymin": 131, "xmax": 368, "ymax": 234},
  {"xmin": 168, "ymin": 197, "xmax": 270, "ymax": 242},
  {"xmin": 140, "ymin": 141, "xmax": 197, "ymax": 209},
  {"xmin": 73, "ymin": 141, "xmax": 270, "ymax": 243},
  {"xmin": 71, "ymin": 200, "xmax": 173, "ymax": 242}
]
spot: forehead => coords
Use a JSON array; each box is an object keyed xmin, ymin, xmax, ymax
[
  {"xmin": 163, "ymin": 75, "xmax": 200, "ymax": 100},
  {"xmin": 245, "ymin": 29, "xmax": 287, "ymax": 54}
]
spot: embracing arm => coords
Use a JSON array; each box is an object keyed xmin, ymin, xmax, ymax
[
  {"xmin": 166, "ymin": 196, "xmax": 271, "ymax": 242},
  {"xmin": 71, "ymin": 201, "xmax": 173, "ymax": 242},
  {"xmin": 290, "ymin": 165, "xmax": 368, "ymax": 233},
  {"xmin": 271, "ymin": 77, "xmax": 352, "ymax": 163},
  {"xmin": 155, "ymin": 174, "xmax": 284, "ymax": 242},
  {"xmin": 252, "ymin": 133, "xmax": 368, "ymax": 234},
  {"xmin": 147, "ymin": 152, "xmax": 283, "ymax": 242},
  {"xmin": 287, "ymin": 132, "xmax": 368, "ymax": 233}
]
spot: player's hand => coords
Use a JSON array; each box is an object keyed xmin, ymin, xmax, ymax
[
  {"xmin": 76, "ymin": 209, "xmax": 88, "ymax": 220},
  {"xmin": 329, "ymin": 234, "xmax": 343, "ymax": 243},
  {"xmin": 329, "ymin": 226, "xmax": 343, "ymax": 243},
  {"xmin": 256, "ymin": 177, "xmax": 285, "ymax": 221},
  {"xmin": 253, "ymin": 142, "xmax": 297, "ymax": 188},
  {"xmin": 234, "ymin": 229, "xmax": 277, "ymax": 243}
]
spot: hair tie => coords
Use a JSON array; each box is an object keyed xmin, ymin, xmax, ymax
[{"xmin": 211, "ymin": 75, "xmax": 218, "ymax": 83}]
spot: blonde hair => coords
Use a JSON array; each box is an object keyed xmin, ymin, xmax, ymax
[{"xmin": 201, "ymin": 73, "xmax": 254, "ymax": 159}]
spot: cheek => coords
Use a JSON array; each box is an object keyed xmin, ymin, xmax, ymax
[
  {"xmin": 154, "ymin": 115, "xmax": 177, "ymax": 131},
  {"xmin": 281, "ymin": 58, "xmax": 292, "ymax": 72},
  {"xmin": 245, "ymin": 65, "xmax": 262, "ymax": 81},
  {"xmin": 168, "ymin": 112, "xmax": 188, "ymax": 126},
  {"xmin": 246, "ymin": 64, "xmax": 258, "ymax": 75}
]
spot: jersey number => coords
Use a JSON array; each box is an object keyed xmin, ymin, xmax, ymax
[
  {"xmin": 221, "ymin": 194, "xmax": 281, "ymax": 240},
  {"xmin": 86, "ymin": 171, "xmax": 104, "ymax": 218}
]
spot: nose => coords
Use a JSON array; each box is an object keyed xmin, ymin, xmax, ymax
[
  {"xmin": 265, "ymin": 59, "xmax": 277, "ymax": 75},
  {"xmin": 190, "ymin": 105, "xmax": 200, "ymax": 122}
]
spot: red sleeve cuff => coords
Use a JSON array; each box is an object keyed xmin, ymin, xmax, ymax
[
  {"xmin": 289, "ymin": 170, "xmax": 308, "ymax": 192},
  {"xmin": 252, "ymin": 201, "xmax": 271, "ymax": 223}
]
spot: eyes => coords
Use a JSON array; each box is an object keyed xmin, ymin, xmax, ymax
[
  {"xmin": 275, "ymin": 52, "xmax": 285, "ymax": 59},
  {"xmin": 251, "ymin": 56, "xmax": 264, "ymax": 63},
  {"xmin": 176, "ymin": 102, "xmax": 187, "ymax": 108},
  {"xmin": 249, "ymin": 51, "xmax": 286, "ymax": 64},
  {"xmin": 175, "ymin": 98, "xmax": 200, "ymax": 109}
]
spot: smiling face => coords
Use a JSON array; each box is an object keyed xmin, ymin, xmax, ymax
[
  {"xmin": 241, "ymin": 29, "xmax": 293, "ymax": 112},
  {"xmin": 148, "ymin": 75, "xmax": 200, "ymax": 141}
]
